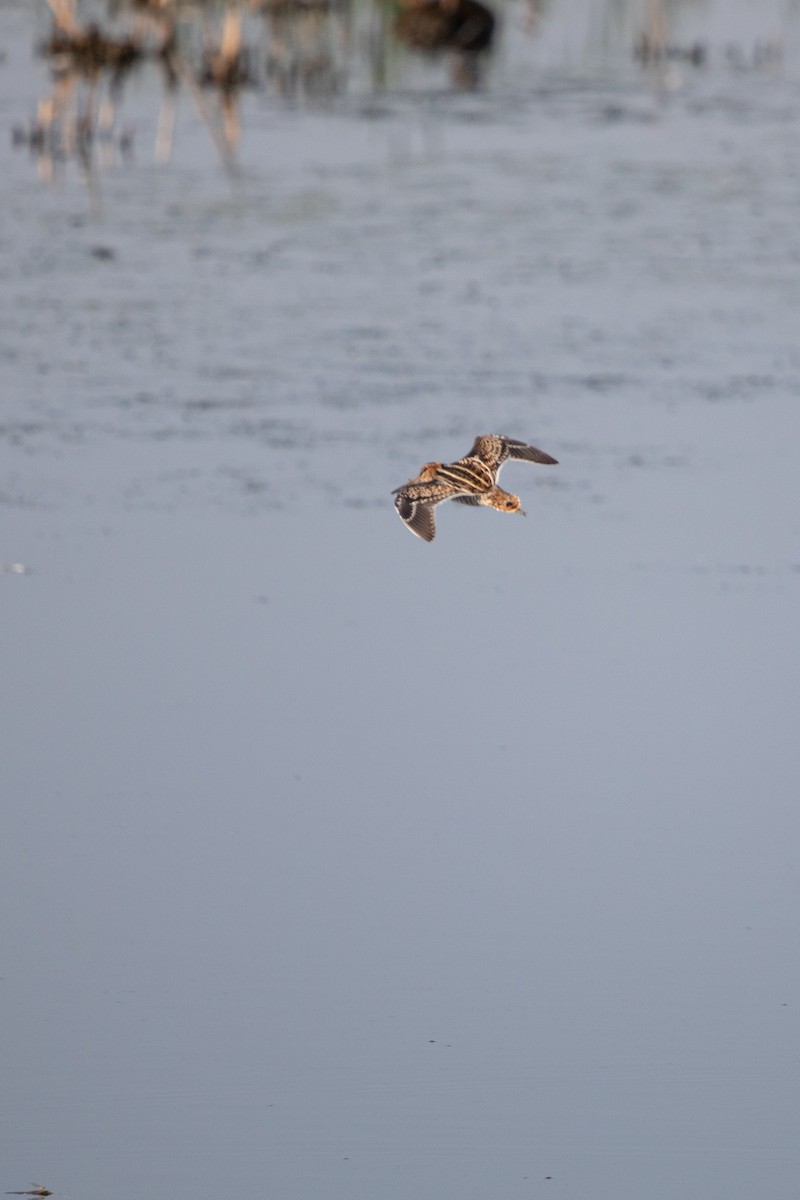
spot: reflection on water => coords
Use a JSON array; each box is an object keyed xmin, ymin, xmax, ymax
[
  {"xmin": 393, "ymin": 0, "xmax": 495, "ymax": 88},
  {"xmin": 23, "ymin": 0, "xmax": 481, "ymax": 180},
  {"xmin": 21, "ymin": 1, "xmax": 249, "ymax": 175},
  {"xmin": 14, "ymin": 0, "xmax": 790, "ymax": 182}
]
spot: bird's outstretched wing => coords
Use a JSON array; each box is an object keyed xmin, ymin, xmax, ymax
[
  {"xmin": 504, "ymin": 438, "xmax": 558, "ymax": 466},
  {"xmin": 468, "ymin": 435, "xmax": 558, "ymax": 473},
  {"xmin": 394, "ymin": 492, "xmax": 437, "ymax": 542},
  {"xmin": 506, "ymin": 436, "xmax": 556, "ymax": 463}
]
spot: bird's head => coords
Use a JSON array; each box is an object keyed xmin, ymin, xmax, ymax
[{"xmin": 487, "ymin": 487, "xmax": 526, "ymax": 516}]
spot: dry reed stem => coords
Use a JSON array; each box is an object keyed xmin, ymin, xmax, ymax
[{"xmin": 45, "ymin": 0, "xmax": 81, "ymax": 37}]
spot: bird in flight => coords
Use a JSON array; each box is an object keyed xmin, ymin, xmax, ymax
[{"xmin": 393, "ymin": 435, "xmax": 557, "ymax": 542}]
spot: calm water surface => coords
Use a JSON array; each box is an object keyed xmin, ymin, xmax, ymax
[{"xmin": 2, "ymin": 2, "xmax": 800, "ymax": 1198}]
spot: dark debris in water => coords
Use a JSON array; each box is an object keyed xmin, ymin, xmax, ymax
[
  {"xmin": 43, "ymin": 22, "xmax": 143, "ymax": 78},
  {"xmin": 633, "ymin": 33, "xmax": 707, "ymax": 67},
  {"xmin": 393, "ymin": 0, "xmax": 495, "ymax": 54}
]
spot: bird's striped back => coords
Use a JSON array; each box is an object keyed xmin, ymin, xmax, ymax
[{"xmin": 432, "ymin": 456, "xmax": 494, "ymax": 494}]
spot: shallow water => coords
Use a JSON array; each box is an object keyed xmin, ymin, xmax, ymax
[{"xmin": 2, "ymin": 2, "xmax": 800, "ymax": 1198}]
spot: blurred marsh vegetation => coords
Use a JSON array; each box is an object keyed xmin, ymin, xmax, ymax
[{"xmin": 11, "ymin": 0, "xmax": 793, "ymax": 182}]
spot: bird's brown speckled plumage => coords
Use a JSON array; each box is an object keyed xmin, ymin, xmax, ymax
[{"xmin": 393, "ymin": 434, "xmax": 556, "ymax": 541}]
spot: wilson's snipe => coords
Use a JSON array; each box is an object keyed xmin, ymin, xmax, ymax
[{"xmin": 393, "ymin": 434, "xmax": 557, "ymax": 541}]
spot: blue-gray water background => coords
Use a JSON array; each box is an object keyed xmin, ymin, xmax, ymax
[{"xmin": 1, "ymin": 1, "xmax": 799, "ymax": 1198}]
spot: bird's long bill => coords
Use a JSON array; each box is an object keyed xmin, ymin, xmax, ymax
[{"xmin": 518, "ymin": 507, "xmax": 527, "ymax": 516}]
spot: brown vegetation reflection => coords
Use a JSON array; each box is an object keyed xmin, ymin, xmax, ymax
[
  {"xmin": 23, "ymin": 0, "xmax": 253, "ymax": 178},
  {"xmin": 16, "ymin": 0, "xmax": 495, "ymax": 185},
  {"xmin": 393, "ymin": 0, "xmax": 494, "ymax": 88},
  {"xmin": 11, "ymin": 0, "xmax": 787, "ymax": 184}
]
